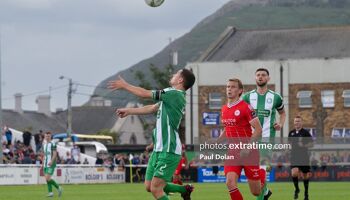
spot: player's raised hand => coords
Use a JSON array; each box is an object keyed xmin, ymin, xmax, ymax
[
  {"xmin": 116, "ymin": 108, "xmax": 130, "ymax": 118},
  {"xmin": 107, "ymin": 75, "xmax": 127, "ymax": 91},
  {"xmin": 273, "ymin": 122, "xmax": 282, "ymax": 131}
]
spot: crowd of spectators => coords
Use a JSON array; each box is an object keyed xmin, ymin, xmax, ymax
[
  {"xmin": 1, "ymin": 128, "xmax": 83, "ymax": 165},
  {"xmin": 269, "ymin": 151, "xmax": 350, "ymax": 168}
]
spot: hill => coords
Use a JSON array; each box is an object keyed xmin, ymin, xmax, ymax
[{"xmin": 92, "ymin": 0, "xmax": 350, "ymax": 107}]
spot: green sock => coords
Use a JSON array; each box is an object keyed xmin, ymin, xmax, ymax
[
  {"xmin": 163, "ymin": 183, "xmax": 186, "ymax": 194},
  {"xmin": 47, "ymin": 181, "xmax": 52, "ymax": 193},
  {"xmin": 157, "ymin": 195, "xmax": 169, "ymax": 200},
  {"xmin": 256, "ymin": 184, "xmax": 267, "ymax": 200},
  {"xmin": 50, "ymin": 179, "xmax": 60, "ymax": 189}
]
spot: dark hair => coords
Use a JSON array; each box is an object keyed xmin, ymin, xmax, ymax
[
  {"xmin": 294, "ymin": 115, "xmax": 302, "ymax": 120},
  {"xmin": 180, "ymin": 68, "xmax": 196, "ymax": 90},
  {"xmin": 228, "ymin": 78, "xmax": 244, "ymax": 97},
  {"xmin": 255, "ymin": 68, "xmax": 269, "ymax": 76},
  {"xmin": 45, "ymin": 131, "xmax": 52, "ymax": 135}
]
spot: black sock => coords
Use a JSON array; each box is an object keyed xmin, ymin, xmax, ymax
[
  {"xmin": 292, "ymin": 177, "xmax": 299, "ymax": 191},
  {"xmin": 303, "ymin": 179, "xmax": 309, "ymax": 195}
]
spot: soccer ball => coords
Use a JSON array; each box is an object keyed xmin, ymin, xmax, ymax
[{"xmin": 145, "ymin": 0, "xmax": 165, "ymax": 7}]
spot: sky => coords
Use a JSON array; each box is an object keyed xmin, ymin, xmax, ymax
[{"xmin": 0, "ymin": 0, "xmax": 231, "ymax": 111}]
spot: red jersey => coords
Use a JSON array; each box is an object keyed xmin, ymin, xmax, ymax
[{"xmin": 221, "ymin": 100, "xmax": 257, "ymax": 138}]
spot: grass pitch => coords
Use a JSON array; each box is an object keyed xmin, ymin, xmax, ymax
[{"xmin": 0, "ymin": 182, "xmax": 349, "ymax": 200}]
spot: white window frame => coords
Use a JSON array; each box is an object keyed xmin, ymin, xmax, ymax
[
  {"xmin": 297, "ymin": 91, "xmax": 312, "ymax": 108},
  {"xmin": 209, "ymin": 93, "xmax": 222, "ymax": 109},
  {"xmin": 342, "ymin": 90, "xmax": 350, "ymax": 107},
  {"xmin": 321, "ymin": 90, "xmax": 335, "ymax": 108},
  {"xmin": 344, "ymin": 128, "xmax": 350, "ymax": 138},
  {"xmin": 331, "ymin": 128, "xmax": 344, "ymax": 138},
  {"xmin": 304, "ymin": 127, "xmax": 316, "ymax": 138}
]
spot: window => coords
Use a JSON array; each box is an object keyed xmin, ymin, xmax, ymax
[
  {"xmin": 331, "ymin": 128, "xmax": 344, "ymax": 138},
  {"xmin": 321, "ymin": 90, "xmax": 335, "ymax": 108},
  {"xmin": 209, "ymin": 93, "xmax": 222, "ymax": 109},
  {"xmin": 344, "ymin": 129, "xmax": 350, "ymax": 138},
  {"xmin": 129, "ymin": 133, "xmax": 137, "ymax": 144},
  {"xmin": 342, "ymin": 90, "xmax": 350, "ymax": 107},
  {"xmin": 305, "ymin": 127, "xmax": 317, "ymax": 139},
  {"xmin": 297, "ymin": 91, "xmax": 312, "ymax": 108}
]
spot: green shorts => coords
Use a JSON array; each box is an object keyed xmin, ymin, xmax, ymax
[
  {"xmin": 44, "ymin": 165, "xmax": 56, "ymax": 176},
  {"xmin": 145, "ymin": 152, "xmax": 181, "ymax": 182}
]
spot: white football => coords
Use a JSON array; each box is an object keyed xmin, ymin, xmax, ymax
[{"xmin": 144, "ymin": 0, "xmax": 165, "ymax": 7}]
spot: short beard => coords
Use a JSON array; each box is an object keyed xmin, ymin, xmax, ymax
[{"xmin": 257, "ymin": 82, "xmax": 267, "ymax": 87}]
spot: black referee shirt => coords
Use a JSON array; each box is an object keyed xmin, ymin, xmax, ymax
[{"xmin": 288, "ymin": 128, "xmax": 313, "ymax": 165}]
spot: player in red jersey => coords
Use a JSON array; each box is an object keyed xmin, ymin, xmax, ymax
[
  {"xmin": 218, "ymin": 78, "xmax": 265, "ymax": 200},
  {"xmin": 173, "ymin": 151, "xmax": 187, "ymax": 185}
]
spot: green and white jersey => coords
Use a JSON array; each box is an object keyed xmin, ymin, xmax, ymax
[
  {"xmin": 43, "ymin": 141, "xmax": 57, "ymax": 168},
  {"xmin": 151, "ymin": 87, "xmax": 186, "ymax": 155},
  {"xmin": 242, "ymin": 89, "xmax": 284, "ymax": 137}
]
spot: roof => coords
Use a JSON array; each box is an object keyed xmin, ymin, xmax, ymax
[
  {"xmin": 54, "ymin": 106, "xmax": 117, "ymax": 134},
  {"xmin": 3, "ymin": 109, "xmax": 66, "ymax": 134},
  {"xmin": 201, "ymin": 26, "xmax": 350, "ymax": 61}
]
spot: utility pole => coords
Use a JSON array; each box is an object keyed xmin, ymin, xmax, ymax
[
  {"xmin": 67, "ymin": 78, "xmax": 73, "ymax": 140},
  {"xmin": 0, "ymin": 32, "xmax": 3, "ymax": 163},
  {"xmin": 280, "ymin": 64, "xmax": 284, "ymax": 137},
  {"xmin": 60, "ymin": 76, "xmax": 73, "ymax": 141}
]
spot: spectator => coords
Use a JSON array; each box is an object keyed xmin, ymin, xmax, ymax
[
  {"xmin": 65, "ymin": 151, "xmax": 73, "ymax": 164},
  {"xmin": 330, "ymin": 153, "xmax": 338, "ymax": 164},
  {"xmin": 4, "ymin": 126, "xmax": 12, "ymax": 145},
  {"xmin": 35, "ymin": 155, "xmax": 42, "ymax": 166},
  {"xmin": 116, "ymin": 154, "xmax": 126, "ymax": 170},
  {"xmin": 83, "ymin": 158, "xmax": 89, "ymax": 165},
  {"xmin": 104, "ymin": 157, "xmax": 115, "ymax": 171},
  {"xmin": 22, "ymin": 149, "xmax": 33, "ymax": 164},
  {"xmin": 2, "ymin": 132, "xmax": 6, "ymax": 145},
  {"xmin": 113, "ymin": 154, "xmax": 120, "ymax": 165},
  {"xmin": 71, "ymin": 144, "xmax": 81, "ymax": 164},
  {"xmin": 34, "ymin": 130, "xmax": 43, "ymax": 152},
  {"xmin": 22, "ymin": 129, "xmax": 32, "ymax": 147},
  {"xmin": 132, "ymin": 155, "xmax": 140, "ymax": 165},
  {"xmin": 95, "ymin": 154, "xmax": 104, "ymax": 165}
]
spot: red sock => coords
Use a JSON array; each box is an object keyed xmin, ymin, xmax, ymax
[
  {"xmin": 259, "ymin": 168, "xmax": 266, "ymax": 188},
  {"xmin": 229, "ymin": 188, "xmax": 243, "ymax": 200}
]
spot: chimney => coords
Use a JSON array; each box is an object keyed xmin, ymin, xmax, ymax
[
  {"xmin": 14, "ymin": 93, "xmax": 23, "ymax": 114},
  {"xmin": 172, "ymin": 51, "xmax": 178, "ymax": 66},
  {"xmin": 36, "ymin": 95, "xmax": 51, "ymax": 116}
]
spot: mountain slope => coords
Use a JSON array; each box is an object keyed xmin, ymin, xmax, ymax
[{"xmin": 93, "ymin": 0, "xmax": 350, "ymax": 107}]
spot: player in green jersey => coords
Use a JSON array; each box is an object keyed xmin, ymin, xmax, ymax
[
  {"xmin": 108, "ymin": 69, "xmax": 195, "ymax": 200},
  {"xmin": 242, "ymin": 68, "xmax": 286, "ymax": 200},
  {"xmin": 42, "ymin": 131, "xmax": 62, "ymax": 197}
]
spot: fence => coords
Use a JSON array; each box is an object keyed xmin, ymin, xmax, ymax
[
  {"xmin": 1, "ymin": 163, "xmax": 349, "ymax": 185},
  {"xmin": 0, "ymin": 164, "xmax": 125, "ymax": 185}
]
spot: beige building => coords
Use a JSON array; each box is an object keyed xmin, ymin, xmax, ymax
[{"xmin": 185, "ymin": 26, "xmax": 350, "ymax": 143}]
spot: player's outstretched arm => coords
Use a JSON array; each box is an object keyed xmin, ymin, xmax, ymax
[
  {"xmin": 116, "ymin": 104, "xmax": 159, "ymax": 118},
  {"xmin": 107, "ymin": 75, "xmax": 152, "ymax": 98}
]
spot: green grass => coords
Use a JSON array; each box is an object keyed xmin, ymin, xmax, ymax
[{"xmin": 0, "ymin": 182, "xmax": 349, "ymax": 200}]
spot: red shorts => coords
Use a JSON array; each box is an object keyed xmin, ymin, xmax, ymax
[{"xmin": 224, "ymin": 165, "xmax": 260, "ymax": 180}]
